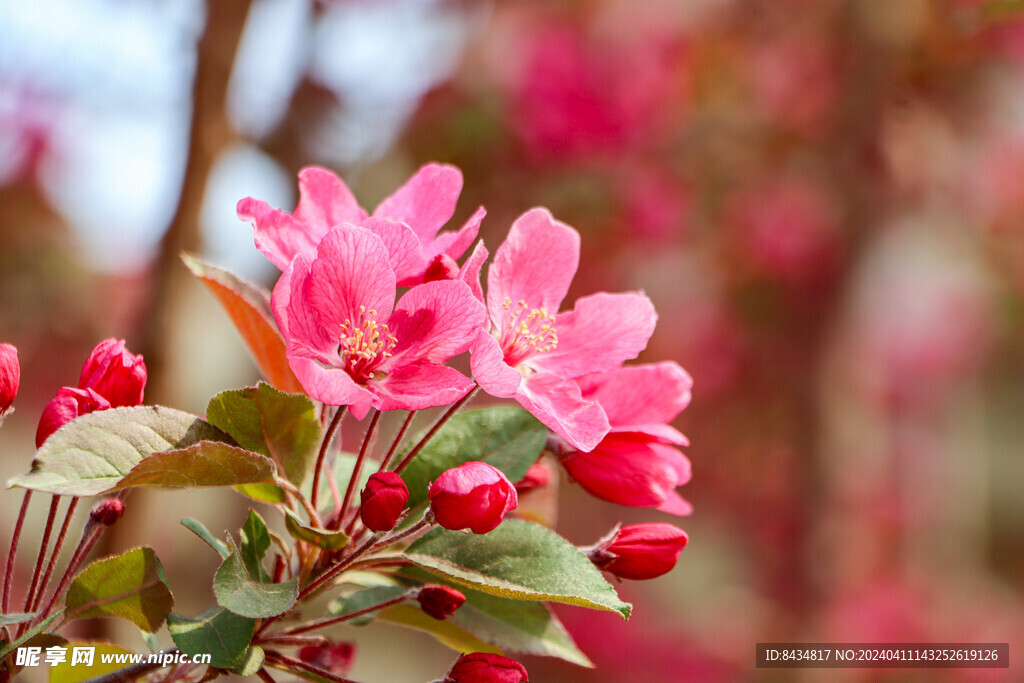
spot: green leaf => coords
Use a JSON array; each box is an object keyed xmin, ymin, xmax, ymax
[
  {"xmin": 400, "ymin": 407, "xmax": 546, "ymax": 508},
  {"xmin": 404, "ymin": 520, "xmax": 631, "ymax": 619},
  {"xmin": 114, "ymin": 442, "xmax": 277, "ymax": 491},
  {"xmin": 9, "ymin": 406, "xmax": 232, "ymax": 496},
  {"xmin": 182, "ymin": 253, "xmax": 303, "ymax": 394},
  {"xmin": 233, "ymin": 482, "xmax": 287, "ymax": 503},
  {"xmin": 207, "ymin": 383, "xmax": 322, "ymax": 487},
  {"xmin": 230, "ymin": 645, "xmax": 265, "ymax": 677},
  {"xmin": 168, "ymin": 607, "xmax": 255, "ymax": 669},
  {"xmin": 64, "ymin": 547, "xmax": 174, "ymax": 632},
  {"xmin": 327, "ymin": 585, "xmax": 407, "ymax": 626},
  {"xmin": 376, "ymin": 604, "xmax": 502, "ymax": 655},
  {"xmin": 284, "ymin": 510, "xmax": 350, "ymax": 551},
  {"xmin": 0, "ymin": 612, "xmax": 60, "ymax": 660},
  {"xmin": 240, "ymin": 510, "xmax": 272, "ymax": 581},
  {"xmin": 453, "ymin": 588, "xmax": 593, "ymax": 667},
  {"xmin": 181, "ymin": 518, "xmax": 229, "ymax": 558},
  {"xmin": 0, "ymin": 613, "xmax": 34, "ymax": 627},
  {"xmin": 48, "ymin": 642, "xmax": 136, "ymax": 683},
  {"xmin": 213, "ymin": 537, "xmax": 297, "ymax": 618}
]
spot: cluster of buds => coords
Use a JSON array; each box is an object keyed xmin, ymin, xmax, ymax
[{"xmin": 36, "ymin": 338, "xmax": 146, "ymax": 447}]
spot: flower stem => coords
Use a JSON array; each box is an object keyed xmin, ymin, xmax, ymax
[
  {"xmin": 334, "ymin": 410, "xmax": 380, "ymax": 531},
  {"xmin": 21, "ymin": 495, "xmax": 60, "ymax": 615},
  {"xmin": 311, "ymin": 406, "xmax": 346, "ymax": 513},
  {"xmin": 377, "ymin": 411, "xmax": 417, "ymax": 473},
  {"xmin": 268, "ymin": 589, "xmax": 416, "ymax": 639},
  {"xmin": 256, "ymin": 668, "xmax": 277, "ymax": 683},
  {"xmin": 392, "ymin": 387, "xmax": 478, "ymax": 474},
  {"xmin": 2, "ymin": 489, "xmax": 32, "ymax": 615},
  {"xmin": 35, "ymin": 516, "xmax": 104, "ymax": 627},
  {"xmin": 265, "ymin": 652, "xmax": 362, "ymax": 683}
]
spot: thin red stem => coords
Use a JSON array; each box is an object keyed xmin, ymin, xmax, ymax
[
  {"xmin": 377, "ymin": 411, "xmax": 417, "ymax": 473},
  {"xmin": 256, "ymin": 668, "xmax": 277, "ymax": 683},
  {"xmin": 22, "ymin": 495, "xmax": 60, "ymax": 615},
  {"xmin": 2, "ymin": 489, "xmax": 32, "ymax": 614},
  {"xmin": 334, "ymin": 410, "xmax": 380, "ymax": 531},
  {"xmin": 27, "ymin": 497, "xmax": 78, "ymax": 615},
  {"xmin": 34, "ymin": 519, "xmax": 103, "ymax": 626},
  {"xmin": 311, "ymin": 406, "xmax": 346, "ymax": 513},
  {"xmin": 392, "ymin": 388, "xmax": 477, "ymax": 474},
  {"xmin": 265, "ymin": 652, "xmax": 362, "ymax": 683},
  {"xmin": 270, "ymin": 590, "xmax": 415, "ymax": 638}
]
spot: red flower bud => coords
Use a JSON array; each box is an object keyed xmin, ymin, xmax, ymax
[
  {"xmin": 0, "ymin": 343, "xmax": 19, "ymax": 416},
  {"xmin": 359, "ymin": 472, "xmax": 409, "ymax": 532},
  {"xmin": 298, "ymin": 641, "xmax": 356, "ymax": 676},
  {"xmin": 417, "ymin": 584, "xmax": 466, "ymax": 620},
  {"xmin": 36, "ymin": 387, "xmax": 111, "ymax": 448},
  {"xmin": 78, "ymin": 338, "xmax": 147, "ymax": 408},
  {"xmin": 423, "ymin": 253, "xmax": 460, "ymax": 283},
  {"xmin": 90, "ymin": 498, "xmax": 125, "ymax": 526},
  {"xmin": 428, "ymin": 462, "xmax": 518, "ymax": 534},
  {"xmin": 513, "ymin": 461, "xmax": 551, "ymax": 494},
  {"xmin": 589, "ymin": 523, "xmax": 688, "ymax": 580},
  {"xmin": 445, "ymin": 652, "xmax": 529, "ymax": 683}
]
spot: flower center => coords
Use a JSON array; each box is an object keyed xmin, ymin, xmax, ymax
[
  {"xmin": 338, "ymin": 306, "xmax": 397, "ymax": 382},
  {"xmin": 499, "ymin": 297, "xmax": 558, "ymax": 366}
]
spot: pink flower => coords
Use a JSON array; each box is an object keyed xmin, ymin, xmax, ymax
[
  {"xmin": 470, "ymin": 209, "xmax": 657, "ymax": 451},
  {"xmin": 238, "ymin": 164, "xmax": 485, "ymax": 286},
  {"xmin": 272, "ymin": 226, "xmax": 485, "ymax": 418},
  {"xmin": 359, "ymin": 472, "xmax": 409, "ymax": 532},
  {"xmin": 588, "ymin": 523, "xmax": 688, "ymax": 581},
  {"xmin": 417, "ymin": 585, "xmax": 466, "ymax": 620},
  {"xmin": 445, "ymin": 652, "xmax": 529, "ymax": 683},
  {"xmin": 78, "ymin": 338, "xmax": 147, "ymax": 408},
  {"xmin": 36, "ymin": 387, "xmax": 111, "ymax": 448},
  {"xmin": 298, "ymin": 641, "xmax": 356, "ymax": 676},
  {"xmin": 428, "ymin": 461, "xmax": 518, "ymax": 534},
  {"xmin": 0, "ymin": 343, "xmax": 19, "ymax": 416},
  {"xmin": 560, "ymin": 362, "xmax": 693, "ymax": 515}
]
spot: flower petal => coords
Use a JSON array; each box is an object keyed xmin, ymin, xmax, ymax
[
  {"xmin": 288, "ymin": 355, "xmax": 372, "ymax": 410},
  {"xmin": 532, "ymin": 292, "xmax": 656, "ymax": 378},
  {"xmin": 578, "ymin": 361, "xmax": 692, "ymax": 427},
  {"xmin": 515, "ymin": 372, "xmax": 609, "ymax": 452},
  {"xmin": 280, "ymin": 256, "xmax": 336, "ymax": 357},
  {"xmin": 429, "ymin": 205, "xmax": 485, "ymax": 261},
  {"xmin": 561, "ymin": 434, "xmax": 687, "ymax": 510},
  {"xmin": 294, "ymin": 166, "xmax": 367, "ymax": 231},
  {"xmin": 657, "ymin": 491, "xmax": 693, "ymax": 516},
  {"xmin": 387, "ymin": 280, "xmax": 486, "ymax": 366},
  {"xmin": 470, "ymin": 329, "xmax": 521, "ymax": 398},
  {"xmin": 458, "ymin": 240, "xmax": 488, "ymax": 303},
  {"xmin": 306, "ymin": 226, "xmax": 397, "ymax": 333},
  {"xmin": 373, "ymin": 163, "xmax": 463, "ymax": 244},
  {"xmin": 371, "ymin": 364, "xmax": 475, "ymax": 412},
  {"xmin": 487, "ymin": 209, "xmax": 579, "ymax": 326},
  {"xmin": 238, "ymin": 198, "xmax": 322, "ymax": 271},
  {"xmin": 362, "ymin": 217, "xmax": 428, "ymax": 285}
]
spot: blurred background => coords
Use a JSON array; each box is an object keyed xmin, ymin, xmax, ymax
[{"xmin": 3, "ymin": 0, "xmax": 1024, "ymax": 680}]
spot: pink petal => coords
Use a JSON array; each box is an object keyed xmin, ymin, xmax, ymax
[
  {"xmin": 238, "ymin": 198, "xmax": 323, "ymax": 271},
  {"xmin": 657, "ymin": 491, "xmax": 694, "ymax": 516},
  {"xmin": 281, "ymin": 256, "xmax": 336, "ymax": 357},
  {"xmin": 371, "ymin": 364, "xmax": 475, "ymax": 412},
  {"xmin": 458, "ymin": 241, "xmax": 488, "ymax": 303},
  {"xmin": 532, "ymin": 292, "xmax": 656, "ymax": 378},
  {"xmin": 288, "ymin": 355, "xmax": 372, "ymax": 410},
  {"xmin": 372, "ymin": 163, "xmax": 463, "ymax": 244},
  {"xmin": 516, "ymin": 372, "xmax": 609, "ymax": 452},
  {"xmin": 618, "ymin": 423, "xmax": 690, "ymax": 446},
  {"xmin": 470, "ymin": 329, "xmax": 521, "ymax": 398},
  {"xmin": 305, "ymin": 226, "xmax": 396, "ymax": 334},
  {"xmin": 578, "ymin": 362, "xmax": 692, "ymax": 427},
  {"xmin": 487, "ymin": 209, "xmax": 580, "ymax": 326},
  {"xmin": 293, "ymin": 166, "xmax": 368, "ymax": 231},
  {"xmin": 361, "ymin": 217, "xmax": 427, "ymax": 285},
  {"xmin": 429, "ymin": 205, "xmax": 485, "ymax": 261},
  {"xmin": 387, "ymin": 280, "xmax": 486, "ymax": 366}
]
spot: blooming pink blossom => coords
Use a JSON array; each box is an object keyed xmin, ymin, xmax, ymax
[
  {"xmin": 238, "ymin": 164, "xmax": 485, "ymax": 286},
  {"xmin": 560, "ymin": 362, "xmax": 693, "ymax": 515},
  {"xmin": 272, "ymin": 226, "xmax": 485, "ymax": 418},
  {"xmin": 470, "ymin": 209, "xmax": 656, "ymax": 451},
  {"xmin": 0, "ymin": 343, "xmax": 19, "ymax": 416}
]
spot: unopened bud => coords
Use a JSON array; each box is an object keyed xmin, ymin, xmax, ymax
[
  {"xmin": 417, "ymin": 585, "xmax": 466, "ymax": 620},
  {"xmin": 90, "ymin": 498, "xmax": 125, "ymax": 526},
  {"xmin": 79, "ymin": 338, "xmax": 147, "ymax": 408},
  {"xmin": 588, "ymin": 523, "xmax": 688, "ymax": 580},
  {"xmin": 0, "ymin": 343, "xmax": 19, "ymax": 416},
  {"xmin": 359, "ymin": 472, "xmax": 409, "ymax": 532},
  {"xmin": 428, "ymin": 462, "xmax": 518, "ymax": 534},
  {"xmin": 298, "ymin": 641, "xmax": 356, "ymax": 676},
  {"xmin": 444, "ymin": 652, "xmax": 529, "ymax": 683}
]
